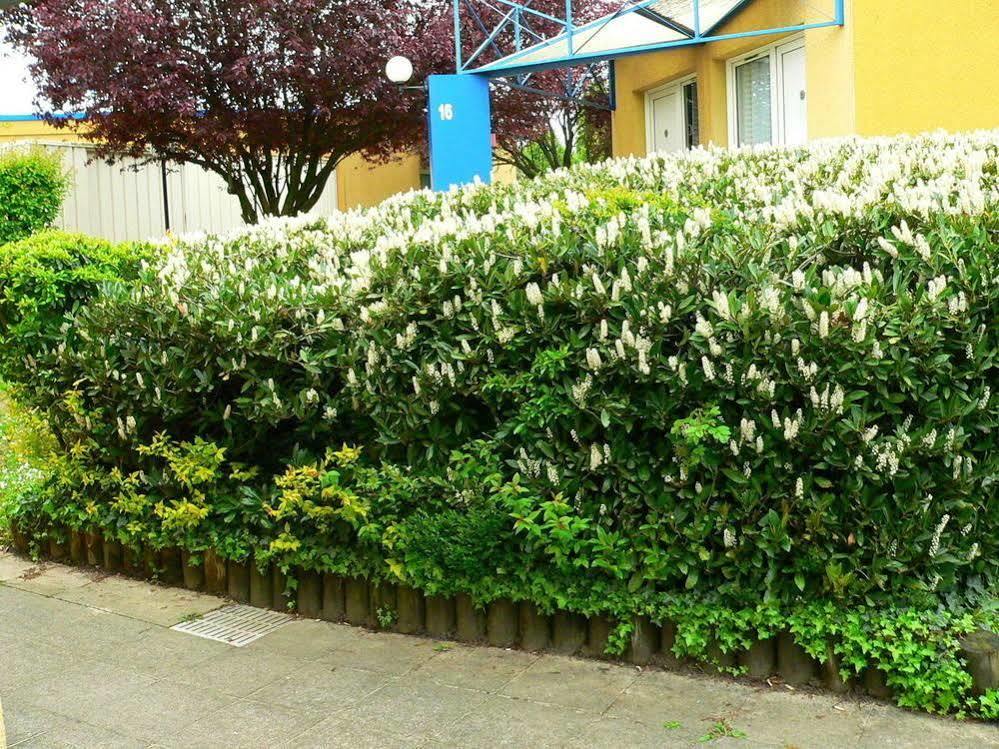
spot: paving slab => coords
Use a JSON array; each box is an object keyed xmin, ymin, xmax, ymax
[
  {"xmin": 0, "ymin": 583, "xmax": 80, "ymax": 626},
  {"xmin": 606, "ymin": 667, "xmax": 753, "ymax": 732},
  {"xmin": 3, "ymin": 561, "xmax": 96, "ymax": 597},
  {"xmin": 0, "ymin": 635, "xmax": 78, "ymax": 697},
  {"xmin": 27, "ymin": 607, "xmax": 154, "ymax": 660},
  {"xmin": 318, "ymin": 629, "xmax": 439, "ymax": 675},
  {"xmin": 164, "ymin": 697, "xmax": 326, "ymax": 749},
  {"xmin": 411, "ymin": 642, "xmax": 540, "ymax": 692},
  {"xmin": 0, "ymin": 551, "xmax": 35, "ymax": 581},
  {"xmin": 499, "ymin": 653, "xmax": 640, "ymax": 712},
  {"xmin": 169, "ymin": 647, "xmax": 310, "ymax": 698},
  {"xmin": 248, "ymin": 617, "xmax": 366, "ymax": 660},
  {"xmin": 246, "ymin": 662, "xmax": 391, "ymax": 714},
  {"xmin": 55, "ymin": 574, "xmax": 222, "ymax": 626},
  {"xmin": 88, "ymin": 678, "xmax": 238, "ymax": 742},
  {"xmin": 1, "ymin": 701, "xmax": 62, "ymax": 747},
  {"xmin": 10, "ymin": 657, "xmax": 158, "ymax": 721},
  {"xmin": 286, "ymin": 716, "xmax": 429, "ymax": 749},
  {"xmin": 429, "ymin": 693, "xmax": 593, "ymax": 747},
  {"xmin": 2, "ymin": 552, "xmax": 997, "ymax": 748},
  {"xmin": 338, "ymin": 674, "xmax": 491, "ymax": 738},
  {"xmin": 731, "ymin": 687, "xmax": 868, "ymax": 748},
  {"xmin": 564, "ymin": 715, "xmax": 685, "ymax": 749},
  {"xmin": 859, "ymin": 704, "xmax": 999, "ymax": 748},
  {"xmin": 1, "ymin": 701, "xmax": 145, "ymax": 749},
  {"xmin": 92, "ymin": 625, "xmax": 227, "ymax": 677}
]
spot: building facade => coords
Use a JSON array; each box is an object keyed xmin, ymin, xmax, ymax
[{"xmin": 611, "ymin": 0, "xmax": 999, "ymax": 157}]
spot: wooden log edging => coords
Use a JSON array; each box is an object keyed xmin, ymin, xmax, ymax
[
  {"xmin": 13, "ymin": 530, "xmax": 999, "ymax": 702},
  {"xmin": 9, "ymin": 521, "xmax": 30, "ymax": 555},
  {"xmin": 103, "ymin": 540, "xmax": 123, "ymax": 573},
  {"xmin": 249, "ymin": 560, "xmax": 273, "ymax": 608}
]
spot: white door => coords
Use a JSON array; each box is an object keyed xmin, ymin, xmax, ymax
[
  {"xmin": 648, "ymin": 88, "xmax": 685, "ymax": 153},
  {"xmin": 778, "ymin": 42, "xmax": 807, "ymax": 145}
]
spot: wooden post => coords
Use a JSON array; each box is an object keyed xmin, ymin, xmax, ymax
[
  {"xmin": 9, "ymin": 520, "xmax": 29, "ymax": 554},
  {"xmin": 820, "ymin": 643, "xmax": 850, "ymax": 693},
  {"xmin": 321, "ymin": 574, "xmax": 347, "ymax": 622},
  {"xmin": 69, "ymin": 530, "xmax": 86, "ymax": 565},
  {"xmin": 396, "ymin": 586, "xmax": 426, "ymax": 634},
  {"xmin": 584, "ymin": 616, "xmax": 612, "ymax": 658},
  {"xmin": 959, "ymin": 630, "xmax": 999, "ymax": 695},
  {"xmin": 160, "ymin": 548, "xmax": 183, "ymax": 585},
  {"xmin": 227, "ymin": 559, "xmax": 251, "ymax": 603},
  {"xmin": 297, "ymin": 571, "xmax": 323, "ymax": 619},
  {"xmin": 552, "ymin": 611, "xmax": 587, "ymax": 655},
  {"xmin": 777, "ymin": 632, "xmax": 817, "ymax": 686},
  {"xmin": 344, "ymin": 578, "xmax": 372, "ymax": 626},
  {"xmin": 122, "ymin": 545, "xmax": 141, "ymax": 577},
  {"xmin": 518, "ymin": 602, "xmax": 551, "ymax": 651},
  {"xmin": 738, "ymin": 638, "xmax": 777, "ymax": 679},
  {"xmin": 203, "ymin": 550, "xmax": 228, "ymax": 595},
  {"xmin": 48, "ymin": 535, "xmax": 69, "ymax": 562},
  {"xmin": 102, "ymin": 539, "xmax": 124, "ymax": 573},
  {"xmin": 272, "ymin": 566, "xmax": 290, "ymax": 611},
  {"xmin": 181, "ymin": 550, "xmax": 204, "ymax": 591},
  {"xmin": 486, "ymin": 599, "xmax": 518, "ymax": 648},
  {"xmin": 425, "ymin": 596, "xmax": 457, "ymax": 639},
  {"xmin": 84, "ymin": 532, "xmax": 103, "ymax": 567},
  {"xmin": 627, "ymin": 616, "xmax": 658, "ymax": 666},
  {"xmin": 249, "ymin": 561, "xmax": 273, "ymax": 608},
  {"xmin": 455, "ymin": 594, "xmax": 486, "ymax": 642}
]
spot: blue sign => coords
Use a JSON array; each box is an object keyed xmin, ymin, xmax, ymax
[{"xmin": 427, "ymin": 74, "xmax": 492, "ymax": 191}]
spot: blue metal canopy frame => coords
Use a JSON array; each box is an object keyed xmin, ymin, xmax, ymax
[
  {"xmin": 456, "ymin": 0, "xmax": 845, "ymax": 77},
  {"xmin": 428, "ymin": 0, "xmax": 845, "ymax": 190}
]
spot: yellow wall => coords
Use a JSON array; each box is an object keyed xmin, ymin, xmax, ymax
[
  {"xmin": 852, "ymin": 0, "xmax": 999, "ymax": 136},
  {"xmin": 612, "ymin": 0, "xmax": 856, "ymax": 157},
  {"xmin": 612, "ymin": 0, "xmax": 999, "ymax": 157},
  {"xmin": 803, "ymin": 0, "xmax": 855, "ymax": 140},
  {"xmin": 612, "ymin": 46, "xmax": 699, "ymax": 156},
  {"xmin": 0, "ymin": 119, "xmax": 86, "ymax": 142},
  {"xmin": 335, "ymin": 152, "xmax": 423, "ymax": 210}
]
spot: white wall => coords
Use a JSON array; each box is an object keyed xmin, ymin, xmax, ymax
[{"xmin": 4, "ymin": 140, "xmax": 338, "ymax": 242}]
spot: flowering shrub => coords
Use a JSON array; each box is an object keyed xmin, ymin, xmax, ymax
[{"xmin": 2, "ymin": 133, "xmax": 998, "ymax": 713}]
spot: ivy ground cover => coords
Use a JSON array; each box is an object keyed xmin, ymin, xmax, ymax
[{"xmin": 1, "ymin": 132, "xmax": 997, "ymax": 716}]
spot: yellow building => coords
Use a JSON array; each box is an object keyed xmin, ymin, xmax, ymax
[{"xmin": 611, "ymin": 0, "xmax": 999, "ymax": 157}]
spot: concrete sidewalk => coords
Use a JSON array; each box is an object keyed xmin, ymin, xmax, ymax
[{"xmin": 1, "ymin": 552, "xmax": 996, "ymax": 748}]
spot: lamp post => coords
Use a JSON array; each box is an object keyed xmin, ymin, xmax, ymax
[
  {"xmin": 384, "ymin": 56, "xmax": 492, "ymax": 191},
  {"xmin": 385, "ymin": 56, "xmax": 424, "ymax": 92}
]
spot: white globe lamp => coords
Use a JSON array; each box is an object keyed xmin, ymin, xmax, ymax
[{"xmin": 385, "ymin": 56, "xmax": 414, "ymax": 85}]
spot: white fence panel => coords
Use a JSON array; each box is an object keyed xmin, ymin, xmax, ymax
[{"xmin": 3, "ymin": 140, "xmax": 338, "ymax": 242}]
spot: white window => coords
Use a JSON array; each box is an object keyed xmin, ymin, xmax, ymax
[
  {"xmin": 645, "ymin": 76, "xmax": 699, "ymax": 154},
  {"xmin": 727, "ymin": 37, "xmax": 807, "ymax": 148}
]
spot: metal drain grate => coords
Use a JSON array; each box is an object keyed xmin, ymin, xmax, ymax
[{"xmin": 172, "ymin": 604, "xmax": 293, "ymax": 647}]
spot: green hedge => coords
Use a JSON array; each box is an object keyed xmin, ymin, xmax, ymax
[
  {"xmin": 0, "ymin": 231, "xmax": 155, "ymax": 389},
  {"xmin": 2, "ymin": 132, "xmax": 998, "ymax": 716},
  {"xmin": 0, "ymin": 148, "xmax": 68, "ymax": 244}
]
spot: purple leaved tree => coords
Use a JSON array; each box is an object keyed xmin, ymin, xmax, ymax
[{"xmin": 2, "ymin": 0, "xmax": 451, "ymax": 222}]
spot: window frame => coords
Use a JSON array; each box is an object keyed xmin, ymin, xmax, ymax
[
  {"xmin": 726, "ymin": 35, "xmax": 805, "ymax": 148},
  {"xmin": 644, "ymin": 73, "xmax": 698, "ymax": 154}
]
